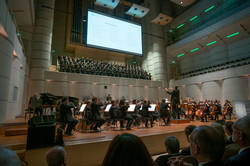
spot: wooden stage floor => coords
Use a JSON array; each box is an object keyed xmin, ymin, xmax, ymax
[
  {"xmin": 0, "ymin": 118, "xmax": 219, "ymax": 147},
  {"xmin": 0, "ymin": 117, "xmax": 236, "ymax": 166}
]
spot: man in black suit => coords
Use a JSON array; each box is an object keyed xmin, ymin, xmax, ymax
[
  {"xmin": 166, "ymin": 86, "xmax": 180, "ymax": 119},
  {"xmin": 159, "ymin": 99, "xmax": 170, "ymax": 125},
  {"xmin": 90, "ymin": 97, "xmax": 106, "ymax": 132},
  {"xmin": 226, "ymin": 116, "xmax": 250, "ymax": 166},
  {"xmin": 59, "ymin": 97, "xmax": 78, "ymax": 136}
]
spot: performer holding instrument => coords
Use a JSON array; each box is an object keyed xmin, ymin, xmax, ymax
[{"xmin": 222, "ymin": 100, "xmax": 233, "ymax": 120}]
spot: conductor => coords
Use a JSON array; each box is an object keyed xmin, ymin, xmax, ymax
[{"xmin": 165, "ymin": 86, "xmax": 180, "ymax": 119}]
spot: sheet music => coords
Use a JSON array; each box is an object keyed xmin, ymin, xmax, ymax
[
  {"xmin": 149, "ymin": 104, "xmax": 156, "ymax": 112},
  {"xmin": 128, "ymin": 104, "xmax": 136, "ymax": 112},
  {"xmin": 79, "ymin": 104, "xmax": 87, "ymax": 112},
  {"xmin": 105, "ymin": 104, "xmax": 112, "ymax": 112}
]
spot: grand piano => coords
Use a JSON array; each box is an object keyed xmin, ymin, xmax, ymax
[{"xmin": 28, "ymin": 93, "xmax": 79, "ymax": 119}]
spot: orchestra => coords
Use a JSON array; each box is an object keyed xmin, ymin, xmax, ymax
[{"xmin": 29, "ymin": 92, "xmax": 235, "ymax": 135}]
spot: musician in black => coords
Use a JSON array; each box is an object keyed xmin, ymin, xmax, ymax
[
  {"xmin": 166, "ymin": 86, "xmax": 180, "ymax": 119},
  {"xmin": 213, "ymin": 100, "xmax": 220, "ymax": 121},
  {"xmin": 141, "ymin": 100, "xmax": 153, "ymax": 128},
  {"xmin": 132, "ymin": 100, "xmax": 142, "ymax": 126},
  {"xmin": 223, "ymin": 100, "xmax": 233, "ymax": 120},
  {"xmin": 201, "ymin": 100, "xmax": 209, "ymax": 122},
  {"xmin": 159, "ymin": 99, "xmax": 170, "ymax": 125},
  {"xmin": 59, "ymin": 97, "xmax": 78, "ymax": 136},
  {"xmin": 119, "ymin": 100, "xmax": 134, "ymax": 130},
  {"xmin": 90, "ymin": 97, "xmax": 106, "ymax": 132}
]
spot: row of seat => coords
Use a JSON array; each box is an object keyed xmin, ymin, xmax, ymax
[{"xmin": 179, "ymin": 57, "xmax": 250, "ymax": 78}]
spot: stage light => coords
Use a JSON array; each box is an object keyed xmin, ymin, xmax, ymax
[
  {"xmin": 206, "ymin": 41, "xmax": 217, "ymax": 46},
  {"xmin": 205, "ymin": 6, "xmax": 214, "ymax": 12},
  {"xmin": 172, "ymin": 61, "xmax": 176, "ymax": 63},
  {"xmin": 189, "ymin": 16, "xmax": 198, "ymax": 21},
  {"xmin": 17, "ymin": 33, "xmax": 20, "ymax": 36},
  {"xmin": 52, "ymin": 50, "xmax": 55, "ymax": 53},
  {"xmin": 177, "ymin": 53, "xmax": 184, "ymax": 57},
  {"xmin": 190, "ymin": 48, "xmax": 199, "ymax": 52},
  {"xmin": 177, "ymin": 24, "xmax": 184, "ymax": 29},
  {"xmin": 226, "ymin": 32, "xmax": 239, "ymax": 38},
  {"xmin": 180, "ymin": 1, "xmax": 183, "ymax": 4}
]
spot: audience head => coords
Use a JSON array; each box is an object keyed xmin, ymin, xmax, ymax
[
  {"xmin": 232, "ymin": 116, "xmax": 250, "ymax": 147},
  {"xmin": 210, "ymin": 122, "xmax": 228, "ymax": 143},
  {"xmin": 184, "ymin": 125, "xmax": 196, "ymax": 142},
  {"xmin": 175, "ymin": 86, "xmax": 178, "ymax": 89},
  {"xmin": 46, "ymin": 146, "xmax": 66, "ymax": 166},
  {"xmin": 164, "ymin": 136, "xmax": 180, "ymax": 154},
  {"xmin": 190, "ymin": 125, "xmax": 225, "ymax": 162},
  {"xmin": 224, "ymin": 121, "xmax": 234, "ymax": 136},
  {"xmin": 61, "ymin": 97, "xmax": 68, "ymax": 103},
  {"xmin": 92, "ymin": 97, "xmax": 97, "ymax": 102},
  {"xmin": 0, "ymin": 146, "xmax": 21, "ymax": 166},
  {"xmin": 102, "ymin": 133, "xmax": 155, "ymax": 166},
  {"xmin": 162, "ymin": 99, "xmax": 165, "ymax": 103}
]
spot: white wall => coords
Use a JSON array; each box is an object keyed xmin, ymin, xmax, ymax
[
  {"xmin": 43, "ymin": 71, "xmax": 167, "ymax": 102},
  {"xmin": 0, "ymin": 0, "xmax": 28, "ymax": 122},
  {"xmin": 170, "ymin": 64, "xmax": 250, "ymax": 105}
]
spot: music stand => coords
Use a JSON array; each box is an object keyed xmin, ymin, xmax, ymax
[
  {"xmin": 105, "ymin": 104, "xmax": 112, "ymax": 112},
  {"xmin": 128, "ymin": 104, "xmax": 136, "ymax": 112},
  {"xmin": 149, "ymin": 104, "xmax": 156, "ymax": 112},
  {"xmin": 79, "ymin": 104, "xmax": 87, "ymax": 112}
]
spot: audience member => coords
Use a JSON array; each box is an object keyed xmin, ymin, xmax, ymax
[
  {"xmin": 226, "ymin": 116, "xmax": 250, "ymax": 166},
  {"xmin": 224, "ymin": 121, "xmax": 234, "ymax": 144},
  {"xmin": 210, "ymin": 122, "xmax": 240, "ymax": 164},
  {"xmin": 46, "ymin": 146, "xmax": 66, "ymax": 166},
  {"xmin": 210, "ymin": 122, "xmax": 228, "ymax": 144},
  {"xmin": 0, "ymin": 146, "xmax": 21, "ymax": 166},
  {"xmin": 181, "ymin": 125, "xmax": 196, "ymax": 156},
  {"xmin": 155, "ymin": 136, "xmax": 180, "ymax": 166},
  {"xmin": 169, "ymin": 125, "xmax": 225, "ymax": 166},
  {"xmin": 102, "ymin": 133, "xmax": 156, "ymax": 166}
]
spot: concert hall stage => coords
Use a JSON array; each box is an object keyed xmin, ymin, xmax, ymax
[{"xmin": 0, "ymin": 118, "xmax": 218, "ymax": 166}]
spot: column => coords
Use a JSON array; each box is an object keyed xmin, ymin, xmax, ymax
[
  {"xmin": 29, "ymin": 0, "xmax": 55, "ymax": 96},
  {"xmin": 141, "ymin": 0, "xmax": 168, "ymax": 81}
]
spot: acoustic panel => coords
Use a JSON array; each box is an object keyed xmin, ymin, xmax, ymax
[
  {"xmin": 95, "ymin": 0, "xmax": 120, "ymax": 9},
  {"xmin": 151, "ymin": 13, "xmax": 173, "ymax": 26},
  {"xmin": 125, "ymin": 3, "xmax": 150, "ymax": 18}
]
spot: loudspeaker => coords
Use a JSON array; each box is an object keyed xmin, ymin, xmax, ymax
[{"xmin": 26, "ymin": 124, "xmax": 56, "ymax": 150}]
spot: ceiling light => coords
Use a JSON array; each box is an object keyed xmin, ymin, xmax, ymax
[
  {"xmin": 190, "ymin": 48, "xmax": 199, "ymax": 52},
  {"xmin": 177, "ymin": 24, "xmax": 184, "ymax": 29},
  {"xmin": 180, "ymin": 1, "xmax": 183, "ymax": 4},
  {"xmin": 189, "ymin": 16, "xmax": 198, "ymax": 21},
  {"xmin": 226, "ymin": 32, "xmax": 239, "ymax": 38},
  {"xmin": 177, "ymin": 53, "xmax": 184, "ymax": 57},
  {"xmin": 205, "ymin": 6, "xmax": 214, "ymax": 12},
  {"xmin": 206, "ymin": 41, "xmax": 217, "ymax": 46}
]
